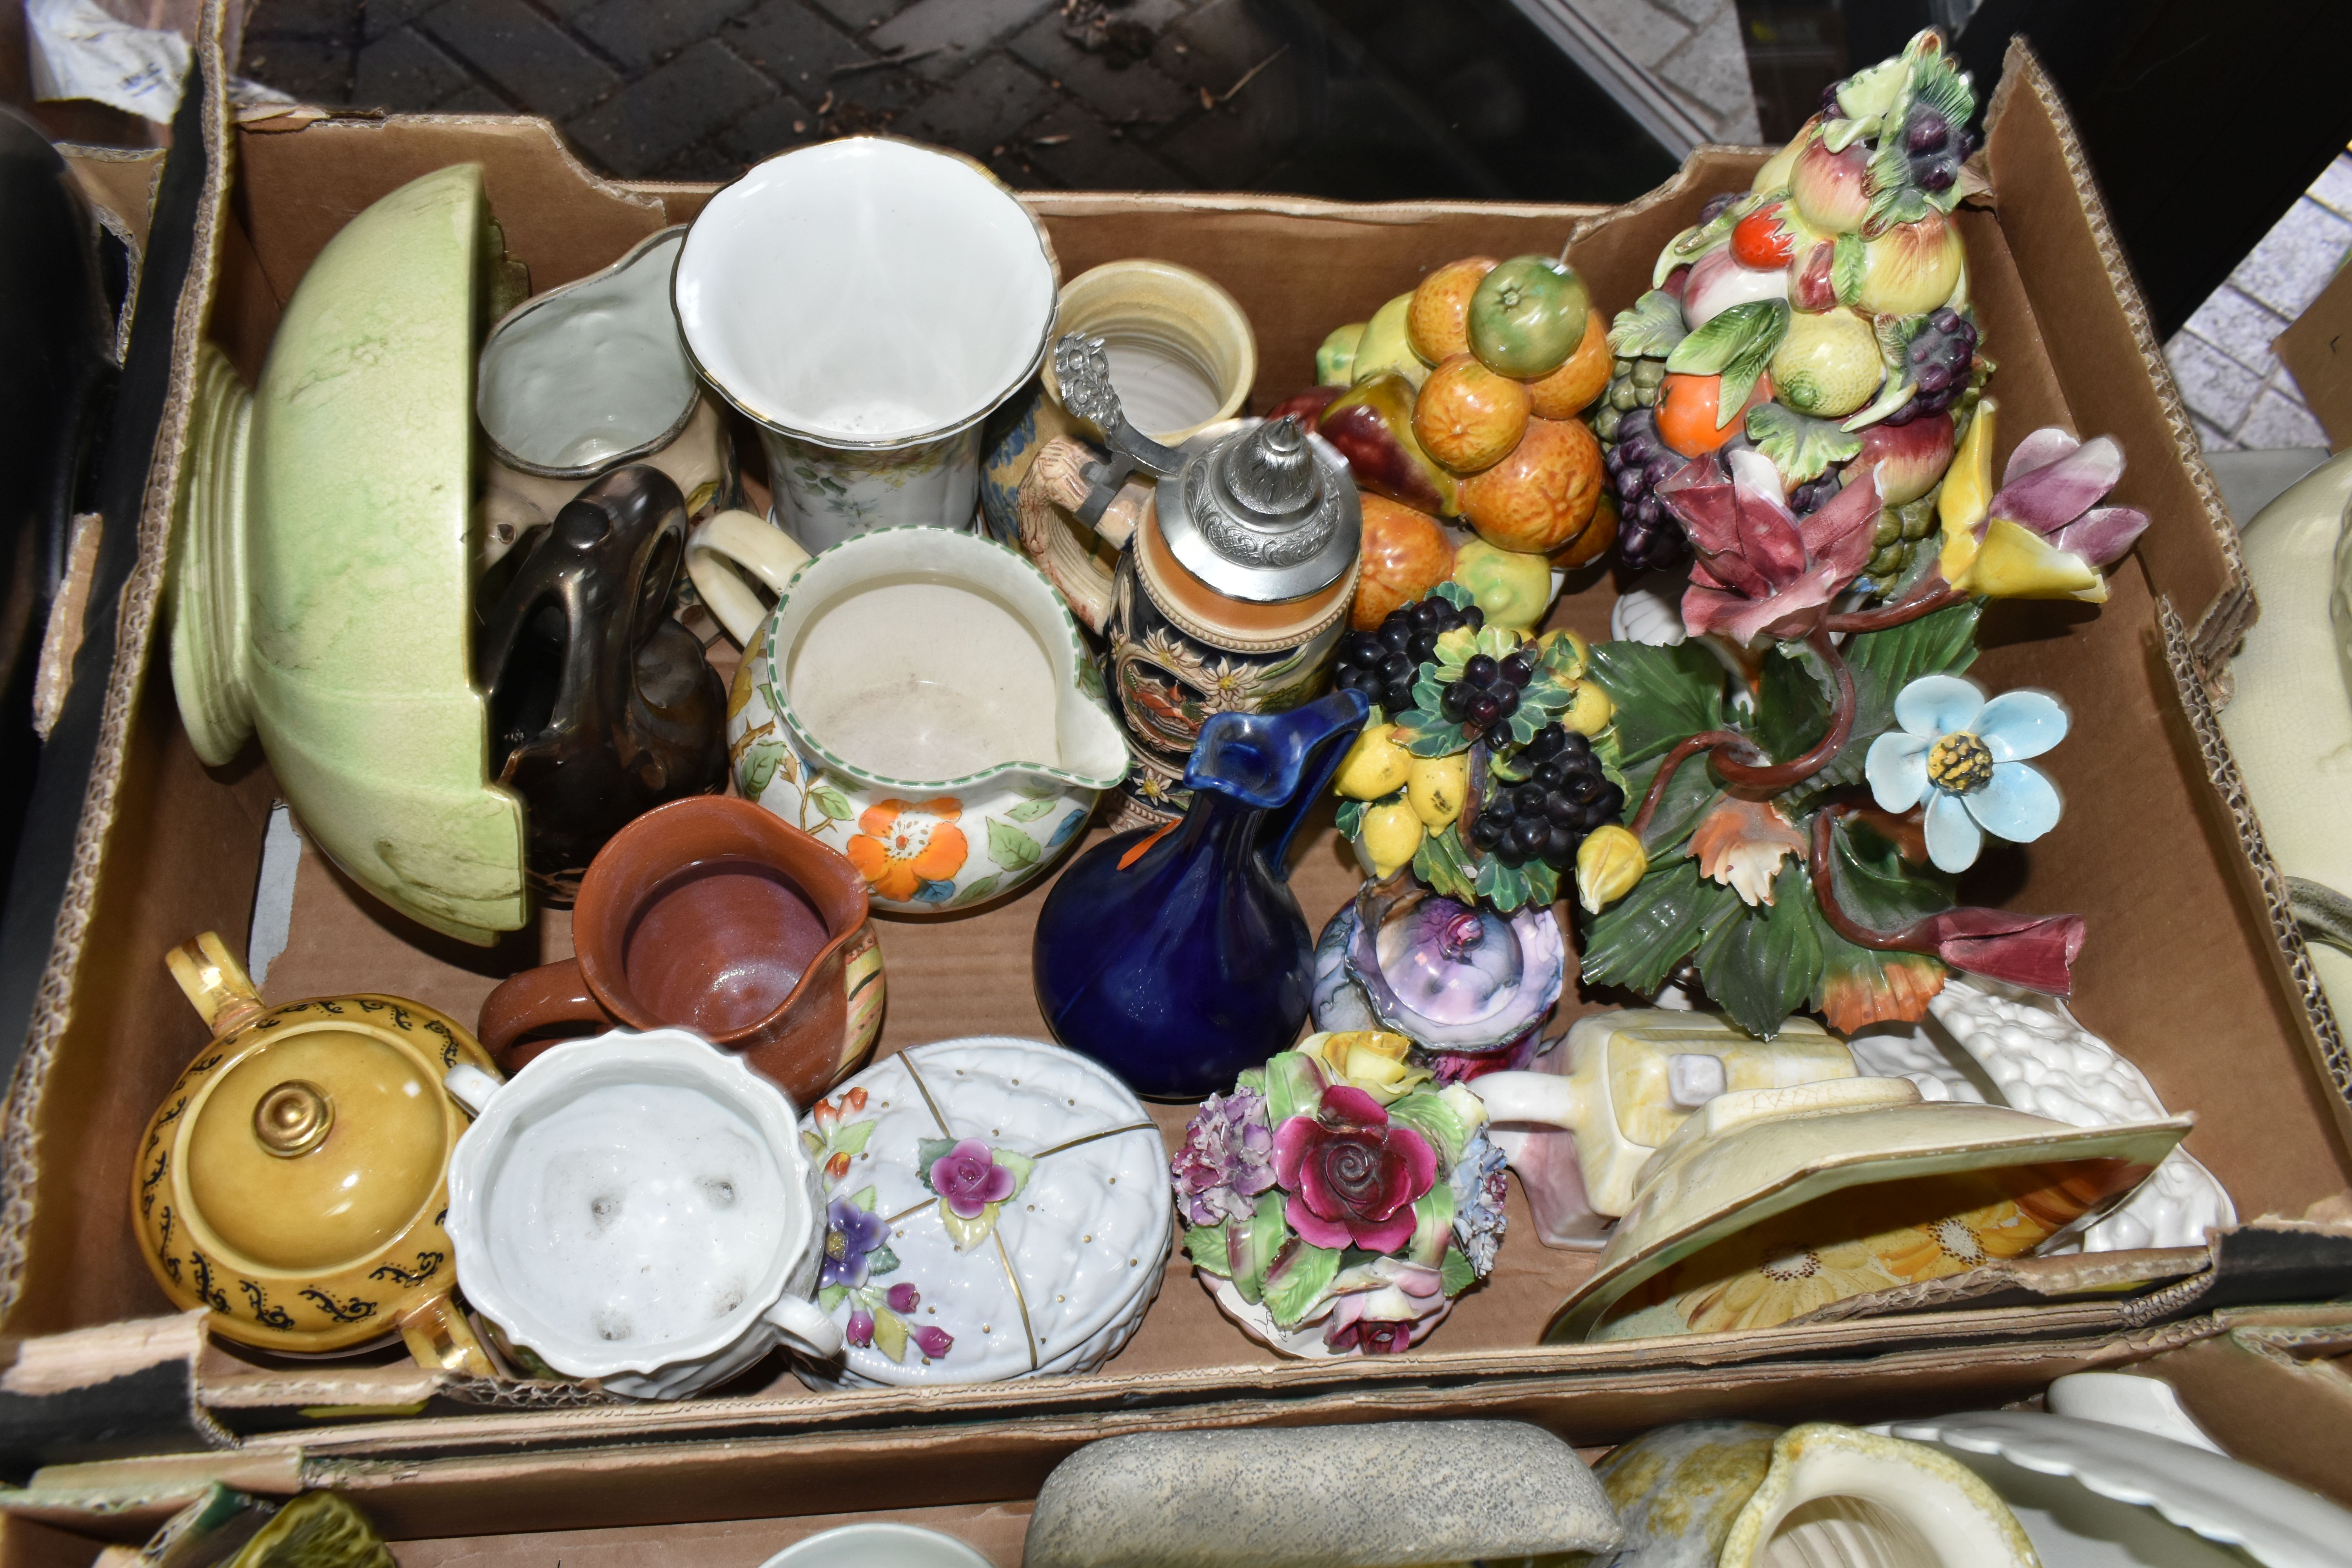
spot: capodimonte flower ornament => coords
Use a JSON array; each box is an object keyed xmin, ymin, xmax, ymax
[
  {"xmin": 1937, "ymin": 405, "xmax": 2150, "ymax": 602},
  {"xmin": 1865, "ymin": 673, "xmax": 2068, "ymax": 873},
  {"xmin": 1175, "ymin": 1046, "xmax": 1504, "ymax": 1356},
  {"xmin": 919, "ymin": 1136, "xmax": 1036, "ymax": 1250},
  {"xmin": 1668, "ymin": 447, "xmax": 1883, "ymax": 644}
]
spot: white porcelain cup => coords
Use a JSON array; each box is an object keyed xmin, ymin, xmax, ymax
[
  {"xmin": 759, "ymin": 1525, "xmax": 993, "ymax": 1568},
  {"xmin": 444, "ymin": 1029, "xmax": 842, "ymax": 1400},
  {"xmin": 673, "ymin": 136, "xmax": 1060, "ymax": 555}
]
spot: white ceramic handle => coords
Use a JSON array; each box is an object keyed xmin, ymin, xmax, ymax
[
  {"xmin": 443, "ymin": 1062, "xmax": 502, "ymax": 1117},
  {"xmin": 1470, "ymin": 1071, "xmax": 1584, "ymax": 1132},
  {"xmin": 688, "ymin": 508, "xmax": 812, "ymax": 646},
  {"xmin": 765, "ymin": 1292, "xmax": 845, "ymax": 1359}
]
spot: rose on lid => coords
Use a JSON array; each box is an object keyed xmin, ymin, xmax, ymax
[
  {"xmin": 1271, "ymin": 1084, "xmax": 1439, "ymax": 1253},
  {"xmin": 928, "ymin": 1138, "xmax": 1019, "ymax": 1219}
]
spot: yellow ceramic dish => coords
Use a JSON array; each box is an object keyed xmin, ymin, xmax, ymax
[
  {"xmin": 134, "ymin": 933, "xmax": 500, "ymax": 1372},
  {"xmin": 1547, "ymin": 1078, "xmax": 2192, "ymax": 1342}
]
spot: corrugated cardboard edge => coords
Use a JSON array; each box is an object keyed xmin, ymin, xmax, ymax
[
  {"xmin": 0, "ymin": 11, "xmax": 231, "ymax": 1327},
  {"xmin": 2158, "ymin": 593, "xmax": 2352, "ymax": 1130},
  {"xmin": 1987, "ymin": 41, "xmax": 2252, "ymax": 691}
]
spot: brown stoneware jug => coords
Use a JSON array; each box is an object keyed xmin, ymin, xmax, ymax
[{"xmin": 477, "ymin": 795, "xmax": 885, "ymax": 1107}]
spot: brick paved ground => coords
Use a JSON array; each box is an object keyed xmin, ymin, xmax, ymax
[
  {"xmin": 2167, "ymin": 151, "xmax": 2352, "ymax": 454},
  {"xmin": 236, "ymin": 0, "xmax": 1756, "ymax": 197}
]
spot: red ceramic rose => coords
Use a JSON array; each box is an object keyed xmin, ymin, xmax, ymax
[{"xmin": 1269, "ymin": 1084, "xmax": 1438, "ymax": 1253}]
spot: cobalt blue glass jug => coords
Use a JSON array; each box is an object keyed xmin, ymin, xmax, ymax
[{"xmin": 1031, "ymin": 689, "xmax": 1371, "ymax": 1100}]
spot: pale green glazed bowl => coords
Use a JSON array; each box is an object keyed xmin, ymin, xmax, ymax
[{"xmin": 170, "ymin": 163, "xmax": 528, "ymax": 945}]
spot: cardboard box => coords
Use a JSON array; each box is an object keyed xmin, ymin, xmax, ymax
[
  {"xmin": 1, "ymin": 7, "xmax": 2348, "ymax": 1467},
  {"xmin": 2275, "ymin": 259, "xmax": 2352, "ymax": 453}
]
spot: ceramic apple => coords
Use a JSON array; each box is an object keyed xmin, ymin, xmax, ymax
[
  {"xmin": 1406, "ymin": 256, "xmax": 1497, "ymax": 363},
  {"xmin": 1318, "ymin": 374, "xmax": 1459, "ymax": 517},
  {"xmin": 1413, "ymin": 353, "xmax": 1531, "ymax": 474},
  {"xmin": 1856, "ymin": 410, "xmax": 1956, "ymax": 504},
  {"xmin": 1350, "ymin": 292, "xmax": 1428, "ymax": 388},
  {"xmin": 1468, "ymin": 256, "xmax": 1591, "ymax": 380},
  {"xmin": 1790, "ymin": 132, "xmax": 1872, "ymax": 232},
  {"xmin": 1352, "ymin": 495, "xmax": 1456, "ymax": 630},
  {"xmin": 1457, "ymin": 416, "xmax": 1602, "ymax": 553},
  {"xmin": 1855, "ymin": 209, "xmax": 1965, "ymax": 317}
]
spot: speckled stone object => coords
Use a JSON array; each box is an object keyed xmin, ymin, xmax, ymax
[{"xmin": 1022, "ymin": 1421, "xmax": 1623, "ymax": 1567}]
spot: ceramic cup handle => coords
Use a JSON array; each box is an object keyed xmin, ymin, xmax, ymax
[
  {"xmin": 1468, "ymin": 1071, "xmax": 1583, "ymax": 1131},
  {"xmin": 766, "ymin": 1292, "xmax": 845, "ymax": 1358},
  {"xmin": 688, "ymin": 508, "xmax": 811, "ymax": 646}
]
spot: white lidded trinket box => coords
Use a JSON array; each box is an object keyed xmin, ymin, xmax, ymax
[{"xmin": 797, "ymin": 1036, "xmax": 1171, "ymax": 1386}]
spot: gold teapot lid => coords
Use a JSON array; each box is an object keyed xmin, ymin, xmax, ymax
[{"xmin": 167, "ymin": 936, "xmax": 454, "ymax": 1275}]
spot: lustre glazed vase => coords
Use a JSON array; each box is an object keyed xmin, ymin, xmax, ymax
[
  {"xmin": 135, "ymin": 933, "xmax": 501, "ymax": 1375},
  {"xmin": 724, "ymin": 527, "xmax": 1126, "ymax": 915}
]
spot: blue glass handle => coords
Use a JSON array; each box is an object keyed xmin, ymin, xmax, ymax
[{"xmin": 1184, "ymin": 689, "xmax": 1372, "ymax": 875}]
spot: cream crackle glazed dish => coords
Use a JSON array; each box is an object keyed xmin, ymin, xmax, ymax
[
  {"xmin": 796, "ymin": 1037, "xmax": 1169, "ymax": 1385},
  {"xmin": 711, "ymin": 525, "xmax": 1127, "ymax": 914},
  {"xmin": 169, "ymin": 163, "xmax": 531, "ymax": 944}
]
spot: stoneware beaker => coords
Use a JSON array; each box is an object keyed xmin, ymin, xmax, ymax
[
  {"xmin": 716, "ymin": 526, "xmax": 1128, "ymax": 915},
  {"xmin": 443, "ymin": 1029, "xmax": 843, "ymax": 1399},
  {"xmin": 672, "ymin": 137, "xmax": 1060, "ymax": 554},
  {"xmin": 476, "ymin": 227, "xmax": 737, "ymax": 570},
  {"xmin": 475, "ymin": 794, "xmax": 884, "ymax": 1108},
  {"xmin": 978, "ymin": 258, "xmax": 1256, "ymax": 548}
]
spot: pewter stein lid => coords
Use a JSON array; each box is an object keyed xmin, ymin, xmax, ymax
[{"xmin": 1053, "ymin": 333, "xmax": 1360, "ymax": 604}]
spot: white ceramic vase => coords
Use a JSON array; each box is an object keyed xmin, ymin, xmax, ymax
[{"xmin": 673, "ymin": 137, "xmax": 1060, "ymax": 554}]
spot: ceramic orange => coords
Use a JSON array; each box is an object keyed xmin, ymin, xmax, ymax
[
  {"xmin": 1524, "ymin": 309, "xmax": 1612, "ymax": 420},
  {"xmin": 1413, "ymin": 353, "xmax": 1531, "ymax": 474},
  {"xmin": 1405, "ymin": 256, "xmax": 1496, "ymax": 363},
  {"xmin": 1457, "ymin": 416, "xmax": 1604, "ymax": 553}
]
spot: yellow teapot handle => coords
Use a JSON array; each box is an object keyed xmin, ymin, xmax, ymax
[
  {"xmin": 165, "ymin": 931, "xmax": 264, "ymax": 1034},
  {"xmin": 399, "ymin": 1291, "xmax": 499, "ymax": 1379}
]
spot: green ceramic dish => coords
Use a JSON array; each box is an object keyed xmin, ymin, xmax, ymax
[{"xmin": 171, "ymin": 163, "xmax": 528, "ymax": 945}]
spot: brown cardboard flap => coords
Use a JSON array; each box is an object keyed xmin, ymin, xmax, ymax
[
  {"xmin": 2275, "ymin": 261, "xmax": 2352, "ymax": 452},
  {"xmin": 1982, "ymin": 42, "xmax": 2249, "ymax": 673},
  {"xmin": 2142, "ymin": 1306, "xmax": 2352, "ymax": 1508}
]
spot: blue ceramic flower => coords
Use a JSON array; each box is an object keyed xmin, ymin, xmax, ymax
[{"xmin": 1864, "ymin": 674, "xmax": 2067, "ymax": 874}]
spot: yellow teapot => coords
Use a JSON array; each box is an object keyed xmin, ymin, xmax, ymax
[{"xmin": 133, "ymin": 933, "xmax": 500, "ymax": 1374}]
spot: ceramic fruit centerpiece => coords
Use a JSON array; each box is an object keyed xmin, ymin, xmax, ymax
[
  {"xmin": 1273, "ymin": 253, "xmax": 1617, "ymax": 637},
  {"xmin": 1171, "ymin": 1033, "xmax": 1510, "ymax": 1356}
]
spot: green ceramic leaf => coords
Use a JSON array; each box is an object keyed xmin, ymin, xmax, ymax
[
  {"xmin": 1474, "ymin": 851, "xmax": 1534, "ymax": 913},
  {"xmin": 1608, "ymin": 289, "xmax": 1688, "ymax": 359},
  {"xmin": 1434, "ymin": 624, "xmax": 1477, "ymax": 674},
  {"xmin": 986, "ymin": 817, "xmax": 1043, "ymax": 871},
  {"xmin": 1261, "ymin": 1051, "xmax": 1327, "ymax": 1127},
  {"xmin": 1440, "ymin": 1245, "xmax": 1478, "ymax": 1297},
  {"xmin": 993, "ymin": 1149, "xmax": 1037, "ymax": 1201},
  {"xmin": 1227, "ymin": 1191, "xmax": 1290, "ymax": 1305},
  {"xmin": 1335, "ymin": 799, "xmax": 1365, "ymax": 839},
  {"xmin": 847, "ymin": 1183, "xmax": 878, "ymax": 1210},
  {"xmin": 1580, "ymin": 858, "xmax": 1736, "ymax": 995},
  {"xmin": 1617, "ymin": 751, "xmax": 1718, "ymax": 856},
  {"xmin": 1412, "ymin": 824, "xmax": 1479, "ymax": 904},
  {"xmin": 832, "ymin": 1122, "xmax": 878, "ymax": 1163},
  {"xmin": 1394, "ymin": 709, "xmax": 1473, "ymax": 757},
  {"xmin": 1746, "ymin": 404, "xmax": 1863, "ymax": 484},
  {"xmin": 1693, "ymin": 860, "xmax": 1824, "ymax": 1039},
  {"xmin": 1815, "ymin": 924, "xmax": 1949, "ymax": 1022},
  {"xmin": 1780, "ymin": 601, "xmax": 1979, "ymax": 811},
  {"xmin": 1385, "ymin": 1091, "xmax": 1466, "ymax": 1172},
  {"xmin": 1006, "ymin": 797, "xmax": 1056, "ymax": 822},
  {"xmin": 1523, "ymin": 857, "xmax": 1560, "ymax": 907},
  {"xmin": 1825, "ymin": 813, "xmax": 1955, "ymax": 931},
  {"xmin": 1585, "ymin": 641, "xmax": 1725, "ymax": 765},
  {"xmin": 1261, "ymin": 1238, "xmax": 1344, "ymax": 1330},
  {"xmin": 947, "ymin": 873, "xmax": 1001, "ymax": 908},
  {"xmin": 866, "ymin": 1243, "xmax": 901, "ymax": 1276},
  {"xmin": 818, "ymin": 1285, "xmax": 848, "ymax": 1311},
  {"xmin": 1184, "ymin": 1223, "xmax": 1233, "ymax": 1277},
  {"xmin": 809, "ymin": 785, "xmax": 855, "ymax": 822},
  {"xmin": 1755, "ymin": 641, "xmax": 1835, "ymax": 764},
  {"xmin": 1833, "ymin": 231, "xmax": 1868, "ymax": 306},
  {"xmin": 871, "ymin": 1304, "xmax": 911, "ymax": 1362},
  {"xmin": 1714, "ymin": 313, "xmax": 1788, "ymax": 430},
  {"xmin": 1405, "ymin": 1183, "xmax": 1456, "ymax": 1267},
  {"xmin": 1666, "ymin": 299, "xmax": 1786, "ymax": 377}
]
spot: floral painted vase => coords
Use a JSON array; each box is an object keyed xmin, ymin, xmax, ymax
[
  {"xmin": 796, "ymin": 1036, "xmax": 1169, "ymax": 1387},
  {"xmin": 767, "ymin": 426, "xmax": 978, "ymax": 555}
]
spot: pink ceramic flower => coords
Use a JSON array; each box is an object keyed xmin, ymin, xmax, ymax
[
  {"xmin": 1270, "ymin": 1085, "xmax": 1437, "ymax": 1253},
  {"xmin": 928, "ymin": 1139, "xmax": 1018, "ymax": 1219},
  {"xmin": 1664, "ymin": 448, "xmax": 1883, "ymax": 644},
  {"xmin": 911, "ymin": 1325, "xmax": 954, "ymax": 1358},
  {"xmin": 846, "ymin": 1308, "xmax": 875, "ymax": 1349},
  {"xmin": 1323, "ymin": 1258, "xmax": 1448, "ymax": 1355},
  {"xmin": 886, "ymin": 1283, "xmax": 920, "ymax": 1314}
]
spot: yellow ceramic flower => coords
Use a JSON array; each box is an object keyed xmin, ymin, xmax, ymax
[
  {"xmin": 1866, "ymin": 1194, "xmax": 2055, "ymax": 1282},
  {"xmin": 1937, "ymin": 400, "xmax": 2148, "ymax": 603},
  {"xmin": 1302, "ymin": 1029, "xmax": 1431, "ymax": 1104}
]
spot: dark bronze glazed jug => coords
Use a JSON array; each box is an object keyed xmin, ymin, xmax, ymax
[{"xmin": 479, "ymin": 464, "xmax": 727, "ymax": 898}]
